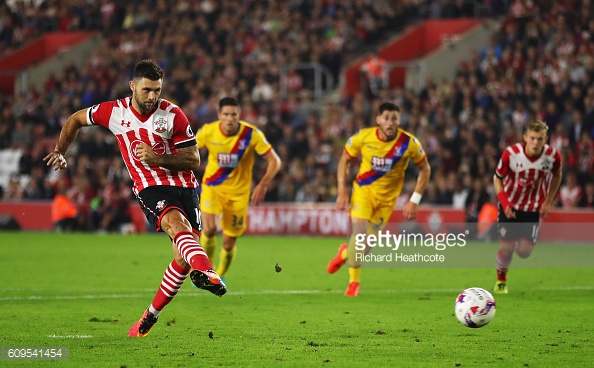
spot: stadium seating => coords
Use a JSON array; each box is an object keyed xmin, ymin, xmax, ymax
[{"xmin": 0, "ymin": 0, "xmax": 593, "ymax": 230}]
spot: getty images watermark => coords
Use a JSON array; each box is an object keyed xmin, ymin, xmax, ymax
[
  {"xmin": 354, "ymin": 229, "xmax": 470, "ymax": 264},
  {"xmin": 350, "ymin": 222, "xmax": 594, "ymax": 268}
]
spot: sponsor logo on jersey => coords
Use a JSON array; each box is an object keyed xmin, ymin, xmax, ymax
[
  {"xmin": 130, "ymin": 140, "xmax": 166, "ymax": 161},
  {"xmin": 217, "ymin": 153, "xmax": 239, "ymax": 168},
  {"xmin": 517, "ymin": 177, "xmax": 532, "ymax": 187},
  {"xmin": 370, "ymin": 156, "xmax": 393, "ymax": 172},
  {"xmin": 130, "ymin": 140, "xmax": 143, "ymax": 161},
  {"xmin": 152, "ymin": 142, "xmax": 166, "ymax": 155}
]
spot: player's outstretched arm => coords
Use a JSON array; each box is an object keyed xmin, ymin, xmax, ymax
[
  {"xmin": 43, "ymin": 108, "xmax": 88, "ymax": 171},
  {"xmin": 336, "ymin": 151, "xmax": 352, "ymax": 210},
  {"xmin": 403, "ymin": 157, "xmax": 431, "ymax": 221},
  {"xmin": 540, "ymin": 169, "xmax": 562, "ymax": 219},
  {"xmin": 137, "ymin": 144, "xmax": 200, "ymax": 171},
  {"xmin": 251, "ymin": 149, "xmax": 282, "ymax": 205}
]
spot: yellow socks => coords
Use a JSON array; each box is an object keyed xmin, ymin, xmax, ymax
[
  {"xmin": 216, "ymin": 247, "xmax": 236, "ymax": 277},
  {"xmin": 348, "ymin": 267, "xmax": 361, "ymax": 283},
  {"xmin": 201, "ymin": 235, "xmax": 216, "ymax": 261}
]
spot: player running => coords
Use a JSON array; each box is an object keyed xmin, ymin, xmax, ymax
[
  {"xmin": 493, "ymin": 120, "xmax": 562, "ymax": 294},
  {"xmin": 327, "ymin": 102, "xmax": 431, "ymax": 296},
  {"xmin": 44, "ymin": 59, "xmax": 226, "ymax": 337},
  {"xmin": 197, "ymin": 97, "xmax": 281, "ymax": 283}
]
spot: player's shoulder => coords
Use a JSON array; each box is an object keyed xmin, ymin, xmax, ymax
[
  {"xmin": 240, "ymin": 120, "xmax": 267, "ymax": 136},
  {"xmin": 199, "ymin": 120, "xmax": 220, "ymax": 132},
  {"xmin": 397, "ymin": 128, "xmax": 421, "ymax": 142},
  {"xmin": 239, "ymin": 120, "xmax": 257, "ymax": 130},
  {"xmin": 504, "ymin": 143, "xmax": 523, "ymax": 155},
  {"xmin": 88, "ymin": 98, "xmax": 130, "ymax": 122},
  {"xmin": 543, "ymin": 144, "xmax": 560, "ymax": 159},
  {"xmin": 94, "ymin": 97, "xmax": 129, "ymax": 110},
  {"xmin": 356, "ymin": 127, "xmax": 377, "ymax": 139},
  {"xmin": 157, "ymin": 98, "xmax": 179, "ymax": 110}
]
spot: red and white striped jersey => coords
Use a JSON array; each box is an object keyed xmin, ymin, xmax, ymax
[
  {"xmin": 86, "ymin": 97, "xmax": 198, "ymax": 194},
  {"xmin": 495, "ymin": 143, "xmax": 562, "ymax": 212}
]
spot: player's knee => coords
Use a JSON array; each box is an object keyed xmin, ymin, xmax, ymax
[
  {"xmin": 202, "ymin": 226, "xmax": 216, "ymax": 238},
  {"xmin": 162, "ymin": 211, "xmax": 192, "ymax": 237},
  {"xmin": 516, "ymin": 249, "xmax": 533, "ymax": 258},
  {"xmin": 222, "ymin": 237, "xmax": 236, "ymax": 251},
  {"xmin": 515, "ymin": 242, "xmax": 534, "ymax": 258}
]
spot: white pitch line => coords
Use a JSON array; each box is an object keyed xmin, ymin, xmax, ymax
[{"xmin": 0, "ymin": 285, "xmax": 593, "ymax": 301}]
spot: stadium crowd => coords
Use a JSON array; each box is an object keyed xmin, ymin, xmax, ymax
[{"xmin": 1, "ymin": 0, "xmax": 593, "ymax": 233}]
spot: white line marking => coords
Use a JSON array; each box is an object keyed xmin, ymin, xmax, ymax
[{"xmin": 0, "ymin": 285, "xmax": 593, "ymax": 301}]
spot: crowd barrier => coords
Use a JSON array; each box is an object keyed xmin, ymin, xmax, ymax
[{"xmin": 1, "ymin": 202, "xmax": 593, "ymax": 242}]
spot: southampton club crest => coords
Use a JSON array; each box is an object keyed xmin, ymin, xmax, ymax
[
  {"xmin": 154, "ymin": 118, "xmax": 167, "ymax": 133},
  {"xmin": 541, "ymin": 157, "xmax": 552, "ymax": 171},
  {"xmin": 156, "ymin": 200, "xmax": 167, "ymax": 212}
]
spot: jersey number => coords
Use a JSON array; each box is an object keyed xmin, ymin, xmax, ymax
[{"xmin": 231, "ymin": 215, "xmax": 244, "ymax": 227}]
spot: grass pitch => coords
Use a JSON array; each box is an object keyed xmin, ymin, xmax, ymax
[{"xmin": 1, "ymin": 232, "xmax": 593, "ymax": 367}]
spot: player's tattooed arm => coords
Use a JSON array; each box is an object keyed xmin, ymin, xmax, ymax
[{"xmin": 136, "ymin": 144, "xmax": 200, "ymax": 171}]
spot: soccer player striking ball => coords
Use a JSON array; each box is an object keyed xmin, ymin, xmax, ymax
[
  {"xmin": 327, "ymin": 102, "xmax": 431, "ymax": 296},
  {"xmin": 493, "ymin": 120, "xmax": 562, "ymax": 294},
  {"xmin": 197, "ymin": 97, "xmax": 281, "ymax": 282},
  {"xmin": 44, "ymin": 59, "xmax": 226, "ymax": 337}
]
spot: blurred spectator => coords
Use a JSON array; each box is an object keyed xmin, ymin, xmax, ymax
[
  {"xmin": 465, "ymin": 178, "xmax": 489, "ymax": 223},
  {"xmin": 477, "ymin": 195, "xmax": 499, "ymax": 240},
  {"xmin": 549, "ymin": 123, "xmax": 570, "ymax": 152},
  {"xmin": 90, "ymin": 179, "xmax": 132, "ymax": 233},
  {"xmin": 282, "ymin": 69, "xmax": 303, "ymax": 95},
  {"xmin": 51, "ymin": 184, "xmax": 79, "ymax": 232},
  {"xmin": 2, "ymin": 0, "xmax": 594, "ymax": 233},
  {"xmin": 359, "ymin": 53, "xmax": 388, "ymax": 97},
  {"xmin": 452, "ymin": 178, "xmax": 469, "ymax": 209},
  {"xmin": 575, "ymin": 131, "xmax": 594, "ymax": 185},
  {"xmin": 578, "ymin": 182, "xmax": 594, "ymax": 208},
  {"xmin": 2, "ymin": 177, "xmax": 24, "ymax": 201},
  {"xmin": 558, "ymin": 173, "xmax": 582, "ymax": 209},
  {"xmin": 11, "ymin": 119, "xmax": 30, "ymax": 147}
]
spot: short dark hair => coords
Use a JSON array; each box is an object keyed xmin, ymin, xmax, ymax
[
  {"xmin": 219, "ymin": 97, "xmax": 239, "ymax": 110},
  {"xmin": 378, "ymin": 102, "xmax": 400, "ymax": 115},
  {"xmin": 133, "ymin": 59, "xmax": 164, "ymax": 81}
]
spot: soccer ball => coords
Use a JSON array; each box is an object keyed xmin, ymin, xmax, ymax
[{"xmin": 454, "ymin": 287, "xmax": 496, "ymax": 328}]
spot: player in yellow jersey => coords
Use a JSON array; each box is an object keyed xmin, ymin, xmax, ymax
[
  {"xmin": 327, "ymin": 102, "xmax": 431, "ymax": 296},
  {"xmin": 197, "ymin": 97, "xmax": 281, "ymax": 283}
]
